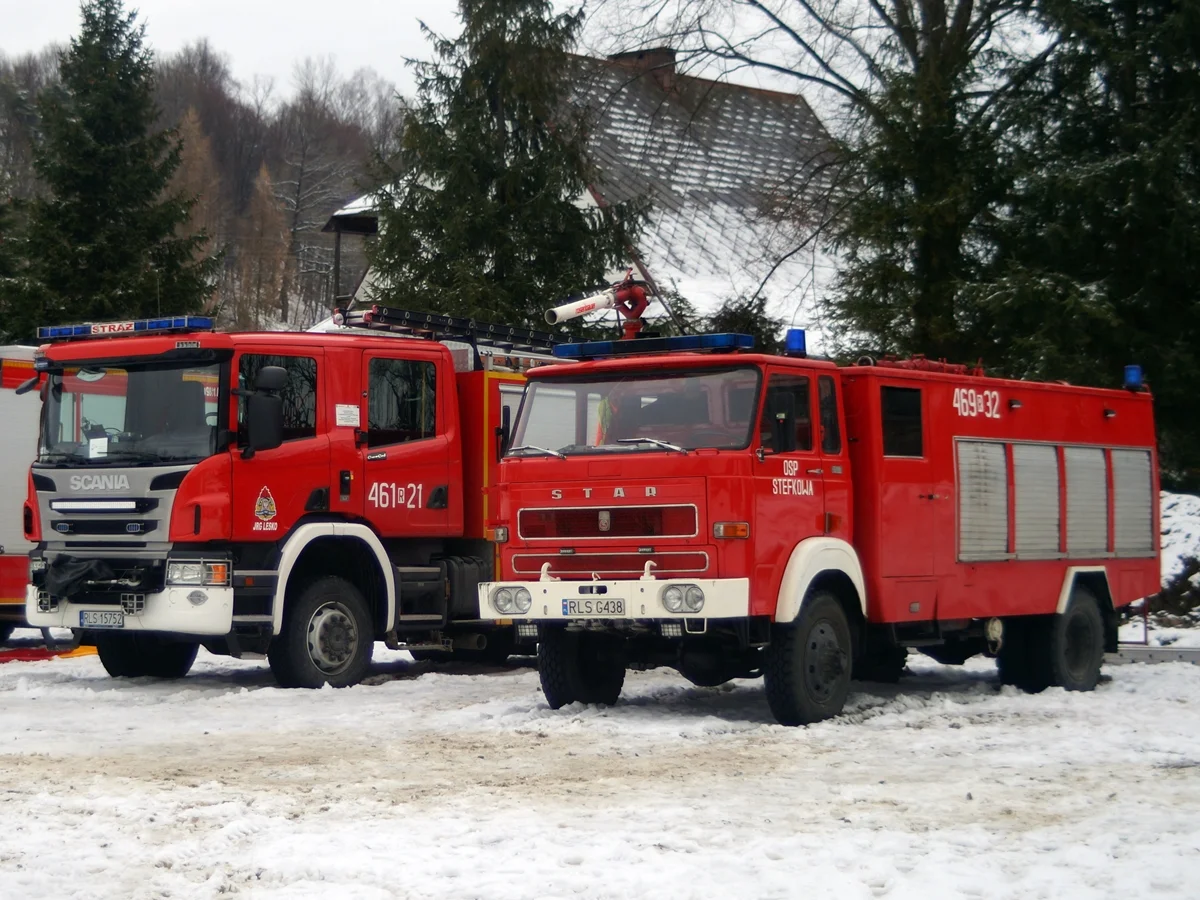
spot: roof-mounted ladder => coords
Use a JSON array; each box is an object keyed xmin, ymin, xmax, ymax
[{"xmin": 332, "ymin": 305, "xmax": 562, "ymax": 371}]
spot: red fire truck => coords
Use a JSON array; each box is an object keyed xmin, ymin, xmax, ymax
[
  {"xmin": 477, "ymin": 320, "xmax": 1160, "ymax": 725},
  {"xmin": 0, "ymin": 345, "xmax": 43, "ymax": 645},
  {"xmin": 23, "ymin": 310, "xmax": 550, "ymax": 686}
]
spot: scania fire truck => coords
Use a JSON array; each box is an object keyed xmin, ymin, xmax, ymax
[
  {"xmin": 23, "ymin": 309, "xmax": 554, "ymax": 686},
  {"xmin": 478, "ymin": 320, "xmax": 1160, "ymax": 725}
]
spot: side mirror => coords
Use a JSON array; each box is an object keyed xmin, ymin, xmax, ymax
[
  {"xmin": 254, "ymin": 365, "xmax": 288, "ymax": 392},
  {"xmin": 245, "ymin": 392, "xmax": 283, "ymax": 456},
  {"xmin": 495, "ymin": 406, "xmax": 512, "ymax": 461}
]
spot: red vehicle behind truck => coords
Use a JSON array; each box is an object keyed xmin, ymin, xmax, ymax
[
  {"xmin": 478, "ymin": 325, "xmax": 1160, "ymax": 725},
  {"xmin": 24, "ymin": 310, "xmax": 549, "ymax": 685},
  {"xmin": 0, "ymin": 345, "xmax": 42, "ymax": 645}
]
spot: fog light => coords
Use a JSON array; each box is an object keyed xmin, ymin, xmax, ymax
[
  {"xmin": 514, "ymin": 587, "xmax": 532, "ymax": 613},
  {"xmin": 37, "ymin": 590, "xmax": 58, "ymax": 613},
  {"xmin": 683, "ymin": 585, "xmax": 705, "ymax": 613},
  {"xmin": 493, "ymin": 587, "xmax": 515, "ymax": 614},
  {"xmin": 517, "ymin": 622, "xmax": 538, "ymax": 639},
  {"xmin": 187, "ymin": 590, "xmax": 208, "ymax": 606},
  {"xmin": 662, "ymin": 585, "xmax": 684, "ymax": 613},
  {"xmin": 660, "ymin": 622, "xmax": 682, "ymax": 638}
]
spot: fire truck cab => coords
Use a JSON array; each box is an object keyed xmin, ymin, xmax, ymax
[
  {"xmin": 478, "ymin": 331, "xmax": 1160, "ymax": 725},
  {"xmin": 24, "ymin": 311, "xmax": 550, "ymax": 686}
]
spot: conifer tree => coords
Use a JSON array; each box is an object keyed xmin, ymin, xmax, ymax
[
  {"xmin": 18, "ymin": 0, "xmax": 216, "ymax": 336},
  {"xmin": 369, "ymin": 0, "xmax": 641, "ymax": 326},
  {"xmin": 978, "ymin": 0, "xmax": 1200, "ymax": 481}
]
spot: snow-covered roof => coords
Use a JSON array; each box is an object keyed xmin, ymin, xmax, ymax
[{"xmin": 569, "ymin": 50, "xmax": 833, "ymax": 325}]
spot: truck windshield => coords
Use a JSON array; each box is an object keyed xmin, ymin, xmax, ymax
[
  {"xmin": 509, "ymin": 366, "xmax": 761, "ymax": 457},
  {"xmin": 37, "ymin": 361, "xmax": 222, "ymax": 466}
]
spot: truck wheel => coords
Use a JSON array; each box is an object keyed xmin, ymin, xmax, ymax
[
  {"xmin": 538, "ymin": 628, "xmax": 625, "ymax": 708},
  {"xmin": 997, "ymin": 617, "xmax": 1052, "ymax": 693},
  {"xmin": 269, "ymin": 577, "xmax": 373, "ymax": 688},
  {"xmin": 1050, "ymin": 587, "xmax": 1105, "ymax": 691},
  {"xmin": 0, "ymin": 624, "xmax": 13, "ymax": 646},
  {"xmin": 96, "ymin": 634, "xmax": 198, "ymax": 678},
  {"xmin": 765, "ymin": 591, "xmax": 852, "ymax": 726}
]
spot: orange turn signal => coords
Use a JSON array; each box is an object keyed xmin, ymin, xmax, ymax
[
  {"xmin": 486, "ymin": 526, "xmax": 510, "ymax": 543},
  {"xmin": 713, "ymin": 522, "xmax": 750, "ymax": 539}
]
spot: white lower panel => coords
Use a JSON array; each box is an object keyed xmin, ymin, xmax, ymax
[
  {"xmin": 25, "ymin": 583, "xmax": 234, "ymax": 635},
  {"xmin": 477, "ymin": 577, "xmax": 750, "ymax": 621}
]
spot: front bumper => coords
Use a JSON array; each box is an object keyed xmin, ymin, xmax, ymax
[
  {"xmin": 25, "ymin": 583, "xmax": 234, "ymax": 635},
  {"xmin": 477, "ymin": 577, "xmax": 750, "ymax": 621}
]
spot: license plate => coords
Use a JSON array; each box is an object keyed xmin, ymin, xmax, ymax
[
  {"xmin": 80, "ymin": 610, "xmax": 124, "ymax": 629},
  {"xmin": 561, "ymin": 598, "xmax": 625, "ymax": 617}
]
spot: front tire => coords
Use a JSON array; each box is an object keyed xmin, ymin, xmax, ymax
[
  {"xmin": 765, "ymin": 591, "xmax": 852, "ymax": 726},
  {"xmin": 269, "ymin": 577, "xmax": 373, "ymax": 688},
  {"xmin": 538, "ymin": 628, "xmax": 625, "ymax": 708},
  {"xmin": 95, "ymin": 633, "xmax": 198, "ymax": 678}
]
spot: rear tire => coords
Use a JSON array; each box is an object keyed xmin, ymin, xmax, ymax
[
  {"xmin": 764, "ymin": 591, "xmax": 852, "ymax": 725},
  {"xmin": 269, "ymin": 577, "xmax": 373, "ymax": 688},
  {"xmin": 95, "ymin": 633, "xmax": 198, "ymax": 678},
  {"xmin": 538, "ymin": 628, "xmax": 625, "ymax": 708},
  {"xmin": 1050, "ymin": 587, "xmax": 1105, "ymax": 691}
]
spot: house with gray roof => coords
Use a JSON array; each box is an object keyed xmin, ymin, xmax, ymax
[{"xmin": 325, "ymin": 47, "xmax": 831, "ymax": 328}]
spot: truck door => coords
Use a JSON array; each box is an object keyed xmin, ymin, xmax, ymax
[
  {"xmin": 816, "ymin": 374, "xmax": 851, "ymax": 541},
  {"xmin": 359, "ymin": 350, "xmax": 455, "ymax": 538},
  {"xmin": 875, "ymin": 383, "xmax": 937, "ymax": 615},
  {"xmin": 754, "ymin": 371, "xmax": 825, "ymax": 608},
  {"xmin": 231, "ymin": 351, "xmax": 328, "ymax": 541}
]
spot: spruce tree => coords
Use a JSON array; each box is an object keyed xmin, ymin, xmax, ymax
[
  {"xmin": 978, "ymin": 0, "xmax": 1200, "ymax": 482},
  {"xmin": 19, "ymin": 0, "xmax": 216, "ymax": 336},
  {"xmin": 369, "ymin": 0, "xmax": 640, "ymax": 327}
]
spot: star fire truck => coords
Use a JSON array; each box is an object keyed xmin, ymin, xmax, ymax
[
  {"xmin": 23, "ymin": 309, "xmax": 556, "ymax": 686},
  {"xmin": 477, "ymin": 300, "xmax": 1160, "ymax": 726}
]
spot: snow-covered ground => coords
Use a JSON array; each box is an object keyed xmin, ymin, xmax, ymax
[{"xmin": 2, "ymin": 647, "xmax": 1200, "ymax": 899}]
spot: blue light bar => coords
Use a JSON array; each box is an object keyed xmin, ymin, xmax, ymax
[
  {"xmin": 553, "ymin": 332, "xmax": 755, "ymax": 359},
  {"xmin": 784, "ymin": 328, "xmax": 807, "ymax": 357},
  {"xmin": 1124, "ymin": 365, "xmax": 1144, "ymax": 391},
  {"xmin": 36, "ymin": 316, "xmax": 215, "ymax": 342}
]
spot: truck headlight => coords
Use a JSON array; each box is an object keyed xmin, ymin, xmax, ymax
[
  {"xmin": 662, "ymin": 585, "xmax": 684, "ymax": 613},
  {"xmin": 683, "ymin": 585, "xmax": 705, "ymax": 613},
  {"xmin": 492, "ymin": 587, "xmax": 515, "ymax": 614},
  {"xmin": 167, "ymin": 561, "xmax": 229, "ymax": 586},
  {"xmin": 513, "ymin": 588, "xmax": 532, "ymax": 614}
]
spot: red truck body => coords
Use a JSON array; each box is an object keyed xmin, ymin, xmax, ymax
[
  {"xmin": 25, "ymin": 313, "xmax": 540, "ymax": 684},
  {"xmin": 478, "ymin": 339, "xmax": 1159, "ymax": 723}
]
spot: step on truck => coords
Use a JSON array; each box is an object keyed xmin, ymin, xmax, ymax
[
  {"xmin": 477, "ymin": 311, "xmax": 1160, "ymax": 725},
  {"xmin": 23, "ymin": 310, "xmax": 554, "ymax": 685}
]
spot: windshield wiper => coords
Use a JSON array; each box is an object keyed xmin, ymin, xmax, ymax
[
  {"xmin": 508, "ymin": 444, "xmax": 567, "ymax": 459},
  {"xmin": 616, "ymin": 437, "xmax": 688, "ymax": 455}
]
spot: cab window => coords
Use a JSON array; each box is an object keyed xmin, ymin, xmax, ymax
[
  {"xmin": 238, "ymin": 354, "xmax": 318, "ymax": 443},
  {"xmin": 367, "ymin": 357, "xmax": 437, "ymax": 447},
  {"xmin": 761, "ymin": 374, "xmax": 812, "ymax": 453}
]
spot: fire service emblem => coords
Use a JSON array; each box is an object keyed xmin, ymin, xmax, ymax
[{"xmin": 598, "ymin": 510, "xmax": 611, "ymax": 532}]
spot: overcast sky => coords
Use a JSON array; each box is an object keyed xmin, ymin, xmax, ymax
[{"xmin": 0, "ymin": 0, "xmax": 470, "ymax": 96}]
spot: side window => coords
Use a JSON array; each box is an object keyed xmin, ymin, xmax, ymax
[
  {"xmin": 818, "ymin": 375, "xmax": 841, "ymax": 454},
  {"xmin": 881, "ymin": 386, "xmax": 922, "ymax": 457},
  {"xmin": 367, "ymin": 357, "xmax": 437, "ymax": 448},
  {"xmin": 761, "ymin": 374, "xmax": 812, "ymax": 453},
  {"xmin": 238, "ymin": 354, "xmax": 318, "ymax": 443}
]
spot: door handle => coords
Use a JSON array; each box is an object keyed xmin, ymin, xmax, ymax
[
  {"xmin": 806, "ymin": 467, "xmax": 823, "ymax": 475},
  {"xmin": 427, "ymin": 484, "xmax": 449, "ymax": 510},
  {"xmin": 339, "ymin": 470, "xmax": 352, "ymax": 501},
  {"xmin": 918, "ymin": 493, "xmax": 943, "ymax": 500}
]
